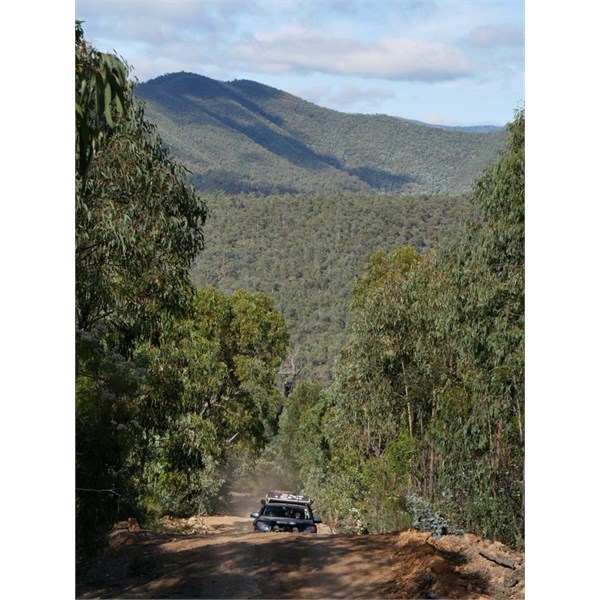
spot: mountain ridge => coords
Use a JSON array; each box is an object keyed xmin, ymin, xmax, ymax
[{"xmin": 135, "ymin": 72, "xmax": 507, "ymax": 196}]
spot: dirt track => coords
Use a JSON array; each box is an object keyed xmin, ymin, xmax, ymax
[{"xmin": 76, "ymin": 493, "xmax": 524, "ymax": 599}]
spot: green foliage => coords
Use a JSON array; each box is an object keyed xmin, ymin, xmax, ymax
[
  {"xmin": 141, "ymin": 438, "xmax": 225, "ymax": 518},
  {"xmin": 135, "ymin": 72, "xmax": 507, "ymax": 196},
  {"xmin": 76, "ymin": 26, "xmax": 207, "ymax": 355},
  {"xmin": 405, "ymin": 494, "xmax": 463, "ymax": 539},
  {"xmin": 276, "ymin": 381, "xmax": 323, "ymax": 481},
  {"xmin": 75, "ymin": 20, "xmax": 129, "ymax": 181},
  {"xmin": 272, "ymin": 380, "xmax": 414, "ymax": 535},
  {"xmin": 76, "ymin": 333, "xmax": 149, "ymax": 551},
  {"xmin": 77, "ymin": 23, "xmax": 300, "ymax": 556},
  {"xmin": 76, "ymin": 105, "xmax": 207, "ymax": 348},
  {"xmin": 76, "ymin": 23, "xmax": 210, "ymax": 553},
  {"xmin": 131, "ymin": 287, "xmax": 288, "ymax": 517},
  {"xmin": 432, "ymin": 109, "xmax": 525, "ymax": 546},
  {"xmin": 268, "ymin": 109, "xmax": 524, "ymax": 549},
  {"xmin": 193, "ymin": 192, "xmax": 477, "ymax": 383}
]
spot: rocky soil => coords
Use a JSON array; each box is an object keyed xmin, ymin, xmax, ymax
[{"xmin": 76, "ymin": 493, "xmax": 524, "ymax": 599}]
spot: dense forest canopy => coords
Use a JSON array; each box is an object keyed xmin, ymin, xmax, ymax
[
  {"xmin": 192, "ymin": 192, "xmax": 479, "ymax": 383},
  {"xmin": 76, "ymin": 21, "xmax": 524, "ymax": 557}
]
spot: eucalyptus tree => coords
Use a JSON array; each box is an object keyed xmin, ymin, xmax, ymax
[
  {"xmin": 75, "ymin": 22, "xmax": 206, "ymax": 551},
  {"xmin": 132, "ymin": 287, "xmax": 289, "ymax": 516},
  {"xmin": 76, "ymin": 22, "xmax": 206, "ymax": 348},
  {"xmin": 432, "ymin": 109, "xmax": 525, "ymax": 546},
  {"xmin": 293, "ymin": 246, "xmax": 426, "ymax": 533},
  {"xmin": 273, "ymin": 110, "xmax": 525, "ymax": 546}
]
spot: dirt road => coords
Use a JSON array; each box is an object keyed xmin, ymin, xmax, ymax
[{"xmin": 76, "ymin": 493, "xmax": 524, "ymax": 599}]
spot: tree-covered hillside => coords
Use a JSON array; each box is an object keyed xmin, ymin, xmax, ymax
[
  {"xmin": 191, "ymin": 193, "xmax": 478, "ymax": 383},
  {"xmin": 135, "ymin": 72, "xmax": 507, "ymax": 196},
  {"xmin": 269, "ymin": 109, "xmax": 524, "ymax": 549}
]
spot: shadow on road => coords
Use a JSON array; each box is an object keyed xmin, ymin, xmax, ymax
[{"xmin": 76, "ymin": 491, "xmax": 500, "ymax": 599}]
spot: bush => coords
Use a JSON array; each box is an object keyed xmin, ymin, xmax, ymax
[{"xmin": 405, "ymin": 494, "xmax": 464, "ymax": 539}]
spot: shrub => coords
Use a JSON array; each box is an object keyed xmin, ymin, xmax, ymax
[{"xmin": 406, "ymin": 494, "xmax": 464, "ymax": 539}]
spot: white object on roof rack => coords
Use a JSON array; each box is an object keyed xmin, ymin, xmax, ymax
[{"xmin": 265, "ymin": 490, "xmax": 312, "ymax": 505}]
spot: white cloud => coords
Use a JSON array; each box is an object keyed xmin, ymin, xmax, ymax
[
  {"xmin": 289, "ymin": 84, "xmax": 333, "ymax": 105},
  {"xmin": 328, "ymin": 84, "xmax": 396, "ymax": 110},
  {"xmin": 76, "ymin": 0, "xmax": 260, "ymax": 47},
  {"xmin": 292, "ymin": 83, "xmax": 396, "ymax": 112},
  {"xmin": 463, "ymin": 24, "xmax": 524, "ymax": 48},
  {"xmin": 418, "ymin": 113, "xmax": 465, "ymax": 127},
  {"xmin": 75, "ymin": 0, "xmax": 524, "ymax": 124},
  {"xmin": 231, "ymin": 33, "xmax": 472, "ymax": 82}
]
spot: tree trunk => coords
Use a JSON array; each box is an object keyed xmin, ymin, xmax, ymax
[{"xmin": 428, "ymin": 389, "xmax": 437, "ymax": 499}]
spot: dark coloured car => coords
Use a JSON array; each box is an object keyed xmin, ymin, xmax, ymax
[{"xmin": 250, "ymin": 501, "xmax": 322, "ymax": 533}]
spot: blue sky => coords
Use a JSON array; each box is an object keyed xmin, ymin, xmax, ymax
[{"xmin": 75, "ymin": 0, "xmax": 524, "ymax": 127}]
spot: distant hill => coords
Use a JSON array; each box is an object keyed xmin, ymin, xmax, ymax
[
  {"xmin": 135, "ymin": 72, "xmax": 506, "ymax": 196},
  {"xmin": 404, "ymin": 118, "xmax": 504, "ymax": 133}
]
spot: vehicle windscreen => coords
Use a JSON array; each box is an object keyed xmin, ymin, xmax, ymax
[{"xmin": 263, "ymin": 504, "xmax": 310, "ymax": 519}]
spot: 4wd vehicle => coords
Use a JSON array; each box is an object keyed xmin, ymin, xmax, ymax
[{"xmin": 250, "ymin": 490, "xmax": 322, "ymax": 533}]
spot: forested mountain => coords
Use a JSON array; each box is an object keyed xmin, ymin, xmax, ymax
[
  {"xmin": 135, "ymin": 72, "xmax": 507, "ymax": 196},
  {"xmin": 191, "ymin": 192, "xmax": 478, "ymax": 383}
]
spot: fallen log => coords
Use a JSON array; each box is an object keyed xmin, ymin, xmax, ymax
[{"xmin": 478, "ymin": 549, "xmax": 515, "ymax": 569}]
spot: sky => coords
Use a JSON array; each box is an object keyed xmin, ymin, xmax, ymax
[{"xmin": 75, "ymin": 0, "xmax": 524, "ymax": 127}]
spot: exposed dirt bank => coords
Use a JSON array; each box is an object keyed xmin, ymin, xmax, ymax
[{"xmin": 76, "ymin": 493, "xmax": 524, "ymax": 599}]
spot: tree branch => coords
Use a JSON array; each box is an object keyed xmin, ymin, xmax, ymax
[{"xmin": 76, "ymin": 487, "xmax": 122, "ymax": 497}]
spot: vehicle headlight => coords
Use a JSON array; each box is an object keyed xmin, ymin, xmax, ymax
[
  {"xmin": 255, "ymin": 521, "xmax": 272, "ymax": 532},
  {"xmin": 304, "ymin": 525, "xmax": 317, "ymax": 533}
]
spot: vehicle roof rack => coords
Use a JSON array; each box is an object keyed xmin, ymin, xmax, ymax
[{"xmin": 264, "ymin": 490, "xmax": 312, "ymax": 505}]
